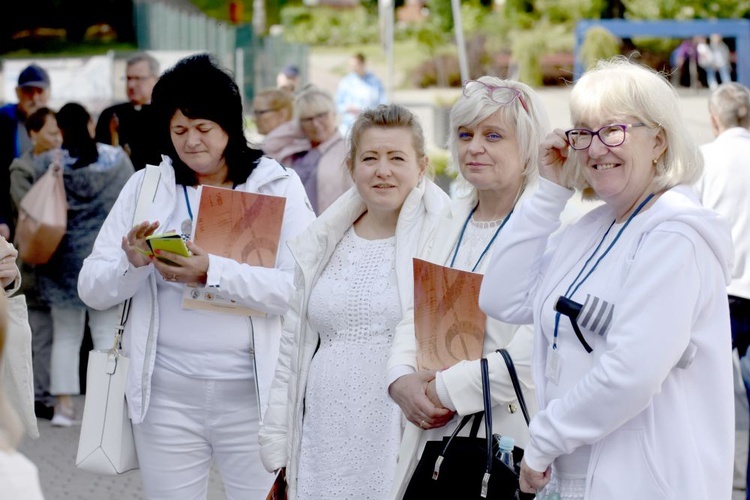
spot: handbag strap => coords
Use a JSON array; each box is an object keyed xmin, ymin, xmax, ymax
[
  {"xmin": 110, "ymin": 298, "xmax": 132, "ymax": 354},
  {"xmin": 108, "ymin": 165, "xmax": 161, "ymax": 355},
  {"xmin": 497, "ymin": 348, "xmax": 530, "ymax": 426},
  {"xmin": 480, "ymin": 357, "xmax": 493, "ymax": 479}
]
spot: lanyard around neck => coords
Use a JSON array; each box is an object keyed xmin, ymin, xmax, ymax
[
  {"xmin": 552, "ymin": 193, "xmax": 655, "ymax": 350},
  {"xmin": 449, "ymin": 204, "xmax": 513, "ymax": 273}
]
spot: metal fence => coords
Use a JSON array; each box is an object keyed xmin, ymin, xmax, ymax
[{"xmin": 134, "ymin": 0, "xmax": 307, "ymax": 103}]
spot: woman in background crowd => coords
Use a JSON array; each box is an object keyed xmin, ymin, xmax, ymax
[
  {"xmin": 291, "ymin": 85, "xmax": 349, "ymax": 214},
  {"xmin": 35, "ymin": 102, "xmax": 133, "ymax": 427},
  {"xmin": 253, "ymin": 88, "xmax": 309, "ymax": 167},
  {"xmin": 9, "ymin": 107, "xmax": 62, "ymax": 420}
]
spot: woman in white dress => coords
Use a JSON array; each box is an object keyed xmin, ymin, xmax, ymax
[
  {"xmin": 387, "ymin": 77, "xmax": 550, "ymax": 499},
  {"xmin": 259, "ymin": 104, "xmax": 451, "ymax": 499}
]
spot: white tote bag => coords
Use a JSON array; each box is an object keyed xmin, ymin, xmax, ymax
[
  {"xmin": 75, "ymin": 300, "xmax": 138, "ymax": 475},
  {"xmin": 75, "ymin": 165, "xmax": 161, "ymax": 475}
]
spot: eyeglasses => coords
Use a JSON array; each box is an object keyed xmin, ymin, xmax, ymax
[
  {"xmin": 462, "ymin": 80, "xmax": 530, "ymax": 114},
  {"xmin": 125, "ymin": 75, "xmax": 155, "ymax": 83},
  {"xmin": 565, "ymin": 122, "xmax": 646, "ymax": 150},
  {"xmin": 299, "ymin": 111, "xmax": 330, "ymax": 124},
  {"xmin": 253, "ymin": 108, "xmax": 280, "ymax": 117}
]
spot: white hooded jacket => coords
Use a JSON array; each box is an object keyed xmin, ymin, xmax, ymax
[
  {"xmin": 259, "ymin": 178, "xmax": 450, "ymax": 500},
  {"xmin": 77, "ymin": 156, "xmax": 315, "ymax": 423},
  {"xmin": 479, "ymin": 179, "xmax": 734, "ymax": 500},
  {"xmin": 387, "ymin": 190, "xmax": 538, "ymax": 500}
]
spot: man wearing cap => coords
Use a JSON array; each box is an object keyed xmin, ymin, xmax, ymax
[
  {"xmin": 277, "ymin": 64, "xmax": 300, "ymax": 93},
  {"xmin": 95, "ymin": 52, "xmax": 162, "ymax": 171},
  {"xmin": 0, "ymin": 63, "xmax": 51, "ymax": 239}
]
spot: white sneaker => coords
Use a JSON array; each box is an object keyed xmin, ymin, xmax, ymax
[{"xmin": 50, "ymin": 405, "xmax": 77, "ymax": 427}]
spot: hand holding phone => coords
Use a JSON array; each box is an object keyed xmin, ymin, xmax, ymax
[{"xmin": 145, "ymin": 233, "xmax": 191, "ymax": 266}]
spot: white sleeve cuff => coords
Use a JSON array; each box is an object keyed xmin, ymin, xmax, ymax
[
  {"xmin": 435, "ymin": 371, "xmax": 456, "ymax": 411},
  {"xmin": 205, "ymin": 254, "xmax": 224, "ymax": 287}
]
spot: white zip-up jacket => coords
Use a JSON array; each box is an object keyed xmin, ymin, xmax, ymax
[
  {"xmin": 77, "ymin": 156, "xmax": 315, "ymax": 423},
  {"xmin": 386, "ymin": 191, "xmax": 537, "ymax": 500},
  {"xmin": 259, "ymin": 179, "xmax": 450, "ymax": 500},
  {"xmin": 479, "ymin": 179, "xmax": 734, "ymax": 499}
]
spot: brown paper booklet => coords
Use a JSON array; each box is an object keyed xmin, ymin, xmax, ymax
[
  {"xmin": 182, "ymin": 185, "xmax": 286, "ymax": 316},
  {"xmin": 413, "ymin": 258, "xmax": 486, "ymax": 370}
]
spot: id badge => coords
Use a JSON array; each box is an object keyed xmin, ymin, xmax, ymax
[{"xmin": 545, "ymin": 345, "xmax": 561, "ymax": 384}]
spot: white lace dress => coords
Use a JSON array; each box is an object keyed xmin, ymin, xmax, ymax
[{"xmin": 296, "ymin": 227, "xmax": 403, "ymax": 500}]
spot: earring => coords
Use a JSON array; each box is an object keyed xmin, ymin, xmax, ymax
[{"xmin": 652, "ymin": 158, "xmax": 658, "ymax": 166}]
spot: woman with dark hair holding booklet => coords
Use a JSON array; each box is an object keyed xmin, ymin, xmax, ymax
[
  {"xmin": 386, "ymin": 77, "xmax": 550, "ymax": 499},
  {"xmin": 78, "ymin": 53, "xmax": 314, "ymax": 499},
  {"xmin": 259, "ymin": 104, "xmax": 450, "ymax": 499}
]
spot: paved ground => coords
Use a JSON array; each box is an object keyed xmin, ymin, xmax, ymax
[{"xmin": 18, "ymin": 396, "xmax": 226, "ymax": 500}]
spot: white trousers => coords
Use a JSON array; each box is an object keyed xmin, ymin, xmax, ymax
[
  {"xmin": 132, "ymin": 365, "xmax": 273, "ymax": 500},
  {"xmin": 49, "ymin": 305, "xmax": 118, "ymax": 395}
]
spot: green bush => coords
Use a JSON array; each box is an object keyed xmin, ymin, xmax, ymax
[
  {"xmin": 280, "ymin": 6, "xmax": 380, "ymax": 46},
  {"xmin": 512, "ymin": 31, "xmax": 545, "ymax": 86},
  {"xmin": 580, "ymin": 26, "xmax": 620, "ymax": 70}
]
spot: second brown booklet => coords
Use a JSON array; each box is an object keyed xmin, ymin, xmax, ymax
[
  {"xmin": 182, "ymin": 185, "xmax": 286, "ymax": 316},
  {"xmin": 413, "ymin": 258, "xmax": 486, "ymax": 371}
]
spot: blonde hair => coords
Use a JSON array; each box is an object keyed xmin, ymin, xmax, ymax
[
  {"xmin": 346, "ymin": 104, "xmax": 427, "ymax": 174},
  {"xmin": 254, "ymin": 88, "xmax": 294, "ymax": 121},
  {"xmin": 294, "ymin": 85, "xmax": 336, "ymax": 120},
  {"xmin": 561, "ymin": 57, "xmax": 702, "ymax": 198},
  {"xmin": 448, "ymin": 76, "xmax": 550, "ymax": 195}
]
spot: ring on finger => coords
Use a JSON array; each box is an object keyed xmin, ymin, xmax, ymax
[
  {"xmin": 165, "ymin": 274, "xmax": 178, "ymax": 282},
  {"xmin": 419, "ymin": 419, "xmax": 427, "ymax": 429}
]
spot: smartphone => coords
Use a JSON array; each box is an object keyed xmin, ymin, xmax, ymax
[{"xmin": 146, "ymin": 233, "xmax": 190, "ymax": 265}]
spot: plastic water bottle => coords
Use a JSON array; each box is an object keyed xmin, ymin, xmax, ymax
[{"xmin": 497, "ymin": 435, "xmax": 515, "ymax": 469}]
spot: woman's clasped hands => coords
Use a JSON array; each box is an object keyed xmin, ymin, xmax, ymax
[
  {"xmin": 388, "ymin": 370, "xmax": 454, "ymax": 431},
  {"xmin": 121, "ymin": 220, "xmax": 210, "ymax": 286}
]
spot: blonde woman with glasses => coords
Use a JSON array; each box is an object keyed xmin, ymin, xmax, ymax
[
  {"xmin": 387, "ymin": 77, "xmax": 550, "ymax": 499},
  {"xmin": 479, "ymin": 57, "xmax": 734, "ymax": 499}
]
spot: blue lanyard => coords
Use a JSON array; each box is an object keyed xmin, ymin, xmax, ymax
[
  {"xmin": 182, "ymin": 184, "xmax": 193, "ymax": 221},
  {"xmin": 552, "ymin": 193, "xmax": 655, "ymax": 350},
  {"xmin": 449, "ymin": 205, "xmax": 513, "ymax": 272}
]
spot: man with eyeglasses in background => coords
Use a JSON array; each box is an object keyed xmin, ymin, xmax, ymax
[{"xmin": 95, "ymin": 52, "xmax": 162, "ymax": 171}]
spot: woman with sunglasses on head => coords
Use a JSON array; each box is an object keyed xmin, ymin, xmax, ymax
[
  {"xmin": 386, "ymin": 77, "xmax": 549, "ymax": 499},
  {"xmin": 479, "ymin": 57, "xmax": 734, "ymax": 499}
]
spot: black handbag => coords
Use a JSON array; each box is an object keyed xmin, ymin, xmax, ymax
[{"xmin": 403, "ymin": 349, "xmax": 534, "ymax": 500}]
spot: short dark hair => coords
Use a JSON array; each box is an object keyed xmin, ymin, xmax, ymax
[
  {"xmin": 151, "ymin": 53, "xmax": 263, "ymax": 186},
  {"xmin": 56, "ymin": 102, "xmax": 98, "ymax": 169},
  {"xmin": 24, "ymin": 107, "xmax": 55, "ymax": 135}
]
